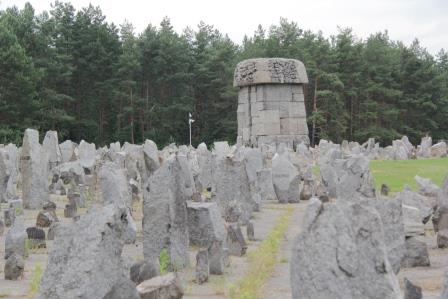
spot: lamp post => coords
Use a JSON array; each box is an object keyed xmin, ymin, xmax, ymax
[{"xmin": 189, "ymin": 113, "xmax": 195, "ymax": 146}]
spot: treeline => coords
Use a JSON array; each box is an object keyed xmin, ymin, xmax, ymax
[{"xmin": 1, "ymin": 2, "xmax": 447, "ymax": 146}]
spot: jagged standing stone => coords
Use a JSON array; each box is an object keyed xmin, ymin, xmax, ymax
[
  {"xmin": 43, "ymin": 130, "xmax": 62, "ymax": 170},
  {"xmin": 195, "ymin": 249, "xmax": 209, "ymax": 284},
  {"xmin": 208, "ymin": 240, "xmax": 227, "ymax": 275},
  {"xmin": 59, "ymin": 140, "xmax": 77, "ymax": 163},
  {"xmin": 401, "ymin": 237, "xmax": 430, "ymax": 268},
  {"xmin": 4, "ymin": 253, "xmax": 24, "ymax": 280},
  {"xmin": 38, "ymin": 205, "xmax": 138, "ymax": 299},
  {"xmin": 5, "ymin": 218, "xmax": 27, "ymax": 259},
  {"xmin": 290, "ymin": 199, "xmax": 401, "ymax": 299},
  {"xmin": 372, "ymin": 198, "xmax": 405, "ymax": 274},
  {"xmin": 99, "ymin": 162, "xmax": 132, "ymax": 209},
  {"xmin": 272, "ymin": 151, "xmax": 300, "ymax": 203},
  {"xmin": 212, "ymin": 155, "xmax": 253, "ymax": 223},
  {"xmin": 20, "ymin": 129, "xmax": 49, "ymax": 209},
  {"xmin": 143, "ymin": 155, "xmax": 190, "ymax": 270},
  {"xmin": 256, "ymin": 169, "xmax": 277, "ymax": 201},
  {"xmin": 187, "ymin": 202, "xmax": 227, "ymax": 247}
]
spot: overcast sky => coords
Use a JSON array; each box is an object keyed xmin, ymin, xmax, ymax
[{"xmin": 1, "ymin": 0, "xmax": 446, "ymax": 54}]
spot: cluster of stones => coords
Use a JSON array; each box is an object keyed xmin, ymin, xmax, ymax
[
  {"xmin": 311, "ymin": 135, "xmax": 447, "ymax": 163},
  {"xmin": 290, "ymin": 143, "xmax": 448, "ymax": 299},
  {"xmin": 234, "ymin": 58, "xmax": 309, "ymax": 149},
  {"xmin": 1, "ymin": 124, "xmax": 319, "ymax": 297}
]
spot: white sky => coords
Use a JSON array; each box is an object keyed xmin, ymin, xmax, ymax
[{"xmin": 1, "ymin": 0, "xmax": 447, "ymax": 55}]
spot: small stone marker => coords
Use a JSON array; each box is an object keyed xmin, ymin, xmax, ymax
[
  {"xmin": 246, "ymin": 221, "xmax": 255, "ymax": 241},
  {"xmin": 195, "ymin": 249, "xmax": 209, "ymax": 284},
  {"xmin": 4, "ymin": 253, "xmax": 24, "ymax": 280},
  {"xmin": 227, "ymin": 224, "xmax": 247, "ymax": 257}
]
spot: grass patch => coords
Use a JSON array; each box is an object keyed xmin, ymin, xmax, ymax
[
  {"xmin": 25, "ymin": 264, "xmax": 43, "ymax": 299},
  {"xmin": 229, "ymin": 205, "xmax": 294, "ymax": 299},
  {"xmin": 370, "ymin": 158, "xmax": 448, "ymax": 193},
  {"xmin": 159, "ymin": 248, "xmax": 170, "ymax": 274}
]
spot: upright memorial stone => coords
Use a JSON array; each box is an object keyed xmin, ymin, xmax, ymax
[
  {"xmin": 233, "ymin": 58, "xmax": 309, "ymax": 149},
  {"xmin": 20, "ymin": 129, "xmax": 49, "ymax": 209}
]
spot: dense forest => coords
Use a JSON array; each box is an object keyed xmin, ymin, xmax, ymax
[{"xmin": 1, "ymin": 2, "xmax": 447, "ymax": 147}]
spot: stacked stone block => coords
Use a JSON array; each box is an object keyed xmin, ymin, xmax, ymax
[{"xmin": 233, "ymin": 58, "xmax": 309, "ymax": 149}]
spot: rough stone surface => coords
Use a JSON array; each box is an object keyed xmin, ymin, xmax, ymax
[
  {"xmin": 99, "ymin": 162, "xmax": 132, "ymax": 208},
  {"xmin": 227, "ymin": 224, "xmax": 247, "ymax": 257},
  {"xmin": 196, "ymin": 143, "xmax": 213, "ymax": 191},
  {"xmin": 207, "ymin": 240, "xmax": 226, "ymax": 275},
  {"xmin": 4, "ymin": 253, "xmax": 24, "ymax": 280},
  {"xmin": 256, "ymin": 168, "xmax": 277, "ymax": 201},
  {"xmin": 437, "ymin": 211, "xmax": 448, "ymax": 248},
  {"xmin": 401, "ymin": 237, "xmax": 430, "ymax": 268},
  {"xmin": 272, "ymin": 151, "xmax": 300, "ymax": 203},
  {"xmin": 211, "ymin": 155, "xmax": 253, "ymax": 222},
  {"xmin": 187, "ymin": 201, "xmax": 226, "ymax": 247},
  {"xmin": 404, "ymin": 278, "xmax": 422, "ymax": 299},
  {"xmin": 372, "ymin": 198, "xmax": 405, "ymax": 274},
  {"xmin": 195, "ymin": 249, "xmax": 209, "ymax": 284},
  {"xmin": 59, "ymin": 140, "xmax": 77, "ymax": 163},
  {"xmin": 42, "ymin": 130, "xmax": 62, "ymax": 170},
  {"xmin": 320, "ymin": 154, "xmax": 376, "ymax": 200},
  {"xmin": 38, "ymin": 204, "xmax": 138, "ymax": 299},
  {"xmin": 290, "ymin": 199, "xmax": 401, "ymax": 299},
  {"xmin": 234, "ymin": 58, "xmax": 309, "ymax": 148},
  {"xmin": 20, "ymin": 128, "xmax": 49, "ymax": 209},
  {"xmin": 441, "ymin": 272, "xmax": 448, "ymax": 299},
  {"xmin": 143, "ymin": 155, "xmax": 190, "ymax": 270},
  {"xmin": 142, "ymin": 139, "xmax": 160, "ymax": 174},
  {"xmin": 5, "ymin": 218, "xmax": 27, "ymax": 259},
  {"xmin": 130, "ymin": 261, "xmax": 160, "ymax": 285},
  {"xmin": 136, "ymin": 272, "xmax": 183, "ymax": 299}
]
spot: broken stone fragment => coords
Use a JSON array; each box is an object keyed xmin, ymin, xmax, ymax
[
  {"xmin": 136, "ymin": 272, "xmax": 183, "ymax": 299},
  {"xmin": 4, "ymin": 253, "xmax": 24, "ymax": 280}
]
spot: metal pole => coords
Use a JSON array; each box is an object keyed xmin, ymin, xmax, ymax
[{"xmin": 189, "ymin": 120, "xmax": 192, "ymax": 146}]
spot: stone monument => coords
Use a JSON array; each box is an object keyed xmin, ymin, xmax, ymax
[{"xmin": 233, "ymin": 58, "xmax": 309, "ymax": 149}]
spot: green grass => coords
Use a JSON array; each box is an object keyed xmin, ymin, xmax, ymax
[
  {"xmin": 370, "ymin": 158, "xmax": 448, "ymax": 193},
  {"xmin": 159, "ymin": 248, "xmax": 170, "ymax": 274},
  {"xmin": 229, "ymin": 205, "xmax": 294, "ymax": 299},
  {"xmin": 25, "ymin": 264, "xmax": 43, "ymax": 299}
]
